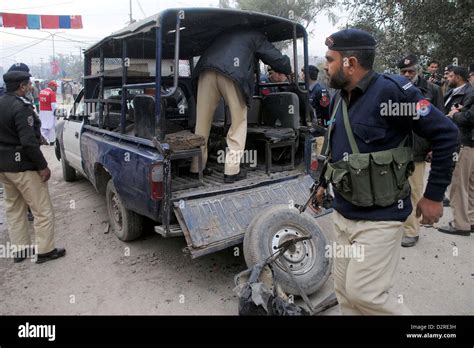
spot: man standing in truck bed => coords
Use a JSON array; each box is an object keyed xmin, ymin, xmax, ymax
[
  {"xmin": 190, "ymin": 28, "xmax": 291, "ymax": 183},
  {"xmin": 317, "ymin": 29, "xmax": 459, "ymax": 314}
]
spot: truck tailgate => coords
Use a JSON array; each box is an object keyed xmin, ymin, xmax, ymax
[{"xmin": 173, "ymin": 175, "xmax": 330, "ymax": 258}]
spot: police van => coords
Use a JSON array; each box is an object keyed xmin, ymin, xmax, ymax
[{"xmin": 55, "ymin": 8, "xmax": 331, "ymax": 296}]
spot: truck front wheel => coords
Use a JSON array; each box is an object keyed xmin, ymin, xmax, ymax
[
  {"xmin": 60, "ymin": 147, "xmax": 77, "ymax": 182},
  {"xmin": 106, "ymin": 180, "xmax": 143, "ymax": 241}
]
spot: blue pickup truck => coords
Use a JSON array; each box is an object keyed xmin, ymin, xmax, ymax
[{"xmin": 56, "ymin": 8, "xmax": 332, "ymax": 295}]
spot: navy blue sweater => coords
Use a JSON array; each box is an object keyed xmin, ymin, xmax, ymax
[{"xmin": 328, "ymin": 71, "xmax": 459, "ymax": 221}]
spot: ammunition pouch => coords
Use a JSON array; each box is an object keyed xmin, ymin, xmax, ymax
[{"xmin": 324, "ymin": 97, "xmax": 414, "ymax": 207}]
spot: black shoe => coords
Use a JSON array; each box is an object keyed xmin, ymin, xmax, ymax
[
  {"xmin": 36, "ymin": 248, "xmax": 66, "ymax": 264},
  {"xmin": 13, "ymin": 247, "xmax": 36, "ymax": 263},
  {"xmin": 224, "ymin": 169, "xmax": 247, "ymax": 183},
  {"xmin": 443, "ymin": 198, "xmax": 450, "ymax": 207},
  {"xmin": 401, "ymin": 236, "xmax": 419, "ymax": 247},
  {"xmin": 437, "ymin": 225, "xmax": 470, "ymax": 236},
  {"xmin": 189, "ymin": 167, "xmax": 213, "ymax": 179}
]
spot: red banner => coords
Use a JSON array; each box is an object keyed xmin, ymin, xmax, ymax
[
  {"xmin": 2, "ymin": 13, "xmax": 28, "ymax": 29},
  {"xmin": 70, "ymin": 15, "xmax": 83, "ymax": 29},
  {"xmin": 41, "ymin": 15, "xmax": 60, "ymax": 29}
]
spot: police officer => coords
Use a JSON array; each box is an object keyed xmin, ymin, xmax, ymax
[
  {"xmin": 397, "ymin": 54, "xmax": 445, "ymax": 247},
  {"xmin": 0, "ymin": 69, "xmax": 66, "ymax": 264},
  {"xmin": 317, "ymin": 29, "xmax": 459, "ymax": 314},
  {"xmin": 190, "ymin": 29, "xmax": 291, "ymax": 183},
  {"xmin": 301, "ymin": 65, "xmax": 331, "ymax": 154}
]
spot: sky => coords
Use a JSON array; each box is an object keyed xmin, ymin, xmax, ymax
[{"xmin": 0, "ymin": 0, "xmax": 342, "ymax": 71}]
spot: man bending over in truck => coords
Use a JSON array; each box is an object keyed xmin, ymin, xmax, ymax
[{"xmin": 190, "ymin": 28, "xmax": 291, "ymax": 184}]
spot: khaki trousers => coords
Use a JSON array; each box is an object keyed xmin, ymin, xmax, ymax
[
  {"xmin": 403, "ymin": 161, "xmax": 426, "ymax": 237},
  {"xmin": 190, "ymin": 70, "xmax": 248, "ymax": 176},
  {"xmin": 332, "ymin": 211, "xmax": 412, "ymax": 315},
  {"xmin": 0, "ymin": 171, "xmax": 55, "ymax": 254},
  {"xmin": 315, "ymin": 136, "xmax": 325, "ymax": 155},
  {"xmin": 450, "ymin": 146, "xmax": 474, "ymax": 230}
]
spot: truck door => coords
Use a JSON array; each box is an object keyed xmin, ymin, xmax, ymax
[{"xmin": 62, "ymin": 91, "xmax": 85, "ymax": 174}]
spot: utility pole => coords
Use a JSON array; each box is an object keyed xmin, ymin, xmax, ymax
[
  {"xmin": 40, "ymin": 30, "xmax": 65, "ymax": 77},
  {"xmin": 129, "ymin": 0, "xmax": 136, "ymax": 24}
]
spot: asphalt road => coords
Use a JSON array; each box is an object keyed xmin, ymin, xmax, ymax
[{"xmin": 0, "ymin": 146, "xmax": 472, "ymax": 315}]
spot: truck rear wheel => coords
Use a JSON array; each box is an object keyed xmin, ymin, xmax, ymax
[
  {"xmin": 243, "ymin": 204, "xmax": 332, "ymax": 296},
  {"xmin": 106, "ymin": 180, "xmax": 143, "ymax": 241},
  {"xmin": 60, "ymin": 147, "xmax": 77, "ymax": 182}
]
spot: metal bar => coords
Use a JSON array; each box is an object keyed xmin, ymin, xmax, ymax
[
  {"xmin": 120, "ymin": 40, "xmax": 128, "ymax": 134},
  {"xmin": 155, "ymin": 26, "xmax": 163, "ymax": 141},
  {"xmin": 98, "ymin": 47, "xmax": 104, "ymax": 128},
  {"xmin": 83, "ymin": 74, "xmax": 104, "ymax": 80},
  {"xmin": 303, "ymin": 31, "xmax": 311, "ymax": 124},
  {"xmin": 161, "ymin": 13, "xmax": 182, "ymax": 99},
  {"xmin": 123, "ymin": 82, "xmax": 156, "ymax": 89},
  {"xmin": 292, "ymin": 24, "xmax": 306, "ymax": 95}
]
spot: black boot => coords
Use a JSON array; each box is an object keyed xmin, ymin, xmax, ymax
[
  {"xmin": 36, "ymin": 248, "xmax": 66, "ymax": 264},
  {"xmin": 224, "ymin": 169, "xmax": 247, "ymax": 183}
]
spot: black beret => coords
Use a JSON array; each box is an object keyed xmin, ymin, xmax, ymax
[
  {"xmin": 3, "ymin": 71, "xmax": 32, "ymax": 83},
  {"xmin": 7, "ymin": 62, "xmax": 30, "ymax": 73},
  {"xmin": 444, "ymin": 64, "xmax": 454, "ymax": 72},
  {"xmin": 397, "ymin": 54, "xmax": 418, "ymax": 69},
  {"xmin": 325, "ymin": 29, "xmax": 376, "ymax": 51}
]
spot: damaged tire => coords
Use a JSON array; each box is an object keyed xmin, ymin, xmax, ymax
[
  {"xmin": 106, "ymin": 179, "xmax": 143, "ymax": 241},
  {"xmin": 243, "ymin": 204, "xmax": 332, "ymax": 296}
]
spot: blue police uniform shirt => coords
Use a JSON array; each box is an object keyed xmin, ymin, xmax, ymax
[{"xmin": 328, "ymin": 71, "xmax": 459, "ymax": 221}]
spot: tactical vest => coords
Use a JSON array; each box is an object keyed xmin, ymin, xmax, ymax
[{"xmin": 324, "ymin": 97, "xmax": 415, "ymax": 207}]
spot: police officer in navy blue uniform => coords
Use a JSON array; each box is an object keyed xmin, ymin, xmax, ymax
[
  {"xmin": 0, "ymin": 69, "xmax": 66, "ymax": 264},
  {"xmin": 316, "ymin": 29, "xmax": 459, "ymax": 314},
  {"xmin": 397, "ymin": 54, "xmax": 445, "ymax": 247},
  {"xmin": 302, "ymin": 65, "xmax": 331, "ymax": 126}
]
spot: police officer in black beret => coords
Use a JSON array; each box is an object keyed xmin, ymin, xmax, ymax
[
  {"xmin": 317, "ymin": 29, "xmax": 459, "ymax": 314},
  {"xmin": 0, "ymin": 69, "xmax": 66, "ymax": 264},
  {"xmin": 397, "ymin": 54, "xmax": 445, "ymax": 247}
]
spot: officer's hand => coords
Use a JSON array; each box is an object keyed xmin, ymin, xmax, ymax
[
  {"xmin": 38, "ymin": 167, "xmax": 51, "ymax": 182},
  {"xmin": 416, "ymin": 197, "xmax": 443, "ymax": 225},
  {"xmin": 315, "ymin": 186, "xmax": 325, "ymax": 205}
]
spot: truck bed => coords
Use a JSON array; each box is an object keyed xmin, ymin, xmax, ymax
[{"xmin": 171, "ymin": 161, "xmax": 305, "ymax": 201}]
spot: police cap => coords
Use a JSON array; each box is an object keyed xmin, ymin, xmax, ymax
[
  {"xmin": 7, "ymin": 62, "xmax": 30, "ymax": 73},
  {"xmin": 397, "ymin": 54, "xmax": 418, "ymax": 69},
  {"xmin": 325, "ymin": 29, "xmax": 376, "ymax": 51},
  {"xmin": 3, "ymin": 71, "xmax": 32, "ymax": 83}
]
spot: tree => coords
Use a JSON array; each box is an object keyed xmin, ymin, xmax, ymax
[
  {"xmin": 343, "ymin": 0, "xmax": 474, "ymax": 72},
  {"xmin": 220, "ymin": 0, "xmax": 338, "ymax": 30}
]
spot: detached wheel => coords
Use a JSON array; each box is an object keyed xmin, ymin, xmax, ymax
[
  {"xmin": 106, "ymin": 179, "xmax": 143, "ymax": 241},
  {"xmin": 60, "ymin": 147, "xmax": 77, "ymax": 182},
  {"xmin": 243, "ymin": 204, "xmax": 332, "ymax": 296}
]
